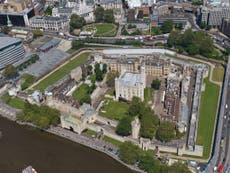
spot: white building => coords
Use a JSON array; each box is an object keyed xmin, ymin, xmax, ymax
[
  {"xmin": 115, "ymin": 66, "xmax": 146, "ymax": 101},
  {"xmin": 126, "ymin": 0, "xmax": 142, "ymax": 8},
  {"xmin": 131, "ymin": 117, "xmax": 140, "ymax": 139},
  {"xmin": 72, "ymin": 0, "xmax": 94, "ymax": 22},
  {"xmin": 52, "ymin": 0, "xmax": 94, "ymax": 22},
  {"xmin": 29, "ymin": 16, "xmax": 68, "ymax": 32}
]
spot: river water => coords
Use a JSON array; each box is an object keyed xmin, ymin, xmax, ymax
[{"xmin": 0, "ymin": 117, "xmax": 135, "ymax": 173}]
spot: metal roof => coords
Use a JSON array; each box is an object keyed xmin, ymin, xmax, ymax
[
  {"xmin": 0, "ymin": 37, "xmax": 22, "ymax": 50},
  {"xmin": 119, "ymin": 72, "xmax": 143, "ymax": 87}
]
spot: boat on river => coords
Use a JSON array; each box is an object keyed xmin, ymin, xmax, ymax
[{"xmin": 22, "ymin": 165, "xmax": 37, "ymax": 173}]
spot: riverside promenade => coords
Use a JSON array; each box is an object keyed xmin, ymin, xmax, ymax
[
  {"xmin": 0, "ymin": 90, "xmax": 143, "ymax": 173},
  {"xmin": 46, "ymin": 126, "xmax": 143, "ymax": 173}
]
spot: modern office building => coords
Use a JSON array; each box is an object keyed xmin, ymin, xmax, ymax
[
  {"xmin": 0, "ymin": 0, "xmax": 35, "ymax": 26},
  {"xmin": 0, "ymin": 8, "xmax": 35, "ymax": 26},
  {"xmin": 197, "ymin": 6, "xmax": 230, "ymax": 27},
  {"xmin": 158, "ymin": 15, "xmax": 188, "ymax": 27},
  {"xmin": 29, "ymin": 16, "xmax": 68, "ymax": 32},
  {"xmin": 0, "ymin": 37, "xmax": 25, "ymax": 69},
  {"xmin": 221, "ymin": 18, "xmax": 230, "ymax": 37}
]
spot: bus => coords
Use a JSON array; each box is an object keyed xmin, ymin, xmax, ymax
[{"xmin": 217, "ymin": 164, "xmax": 223, "ymax": 173}]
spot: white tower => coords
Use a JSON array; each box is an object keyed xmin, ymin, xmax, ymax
[
  {"xmin": 131, "ymin": 117, "xmax": 140, "ymax": 139},
  {"xmin": 140, "ymin": 65, "xmax": 146, "ymax": 88}
]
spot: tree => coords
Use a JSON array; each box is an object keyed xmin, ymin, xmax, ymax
[
  {"xmin": 116, "ymin": 116, "xmax": 132, "ymax": 136},
  {"xmin": 115, "ymin": 39, "xmax": 126, "ymax": 45},
  {"xmin": 139, "ymin": 154, "xmax": 161, "ymax": 173},
  {"xmin": 127, "ymin": 24, "xmax": 136, "ymax": 29},
  {"xmin": 69, "ymin": 14, "xmax": 86, "ymax": 31},
  {"xmin": 200, "ymin": 22, "xmax": 207, "ymax": 29},
  {"xmin": 167, "ymin": 29, "xmax": 217, "ymax": 59},
  {"xmin": 187, "ymin": 44, "xmax": 199, "ymax": 55},
  {"xmin": 140, "ymin": 107, "xmax": 159, "ymax": 139},
  {"xmin": 119, "ymin": 141, "xmax": 141, "ymax": 164},
  {"xmin": 151, "ymin": 79, "xmax": 161, "ymax": 90},
  {"xmin": 156, "ymin": 121, "xmax": 176, "ymax": 142},
  {"xmin": 87, "ymin": 65, "xmax": 93, "ymax": 75},
  {"xmin": 102, "ymin": 64, "xmax": 107, "ymax": 73},
  {"xmin": 106, "ymin": 71, "xmax": 119, "ymax": 87},
  {"xmin": 44, "ymin": 5, "xmax": 53, "ymax": 16},
  {"xmin": 1, "ymin": 26, "xmax": 9, "ymax": 34},
  {"xmin": 94, "ymin": 63, "xmax": 100, "ymax": 73},
  {"xmin": 167, "ymin": 30, "xmax": 181, "ymax": 47},
  {"xmin": 192, "ymin": 0, "xmax": 202, "ymax": 5},
  {"xmin": 80, "ymin": 95, "xmax": 91, "ymax": 105},
  {"xmin": 94, "ymin": 6, "xmax": 105, "ymax": 23},
  {"xmin": 170, "ymin": 162, "xmax": 191, "ymax": 173},
  {"xmin": 71, "ymin": 40, "xmax": 84, "ymax": 50},
  {"xmin": 161, "ymin": 20, "xmax": 174, "ymax": 34},
  {"xmin": 33, "ymin": 29, "xmax": 43, "ymax": 39},
  {"xmin": 151, "ymin": 26, "xmax": 162, "ymax": 36},
  {"xmin": 127, "ymin": 97, "xmax": 145, "ymax": 116},
  {"xmin": 3, "ymin": 64, "xmax": 18, "ymax": 79},
  {"xmin": 17, "ymin": 102, "xmax": 60, "ymax": 129},
  {"xmin": 104, "ymin": 9, "xmax": 115, "ymax": 23},
  {"xmin": 94, "ymin": 63, "xmax": 103, "ymax": 81},
  {"xmin": 226, "ymin": 48, "xmax": 230, "ymax": 55},
  {"xmin": 181, "ymin": 29, "xmax": 194, "ymax": 48}
]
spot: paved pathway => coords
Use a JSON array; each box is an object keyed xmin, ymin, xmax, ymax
[{"xmin": 47, "ymin": 126, "xmax": 143, "ymax": 173}]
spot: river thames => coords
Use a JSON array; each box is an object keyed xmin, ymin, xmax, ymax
[{"xmin": 0, "ymin": 117, "xmax": 135, "ymax": 173}]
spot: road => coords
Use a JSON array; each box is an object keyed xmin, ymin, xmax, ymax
[
  {"xmin": 219, "ymin": 62, "xmax": 230, "ymax": 172},
  {"xmin": 205, "ymin": 57, "xmax": 230, "ymax": 173},
  {"xmin": 13, "ymin": 26, "xmax": 167, "ymax": 45}
]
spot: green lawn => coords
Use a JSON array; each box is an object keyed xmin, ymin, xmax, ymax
[
  {"xmin": 144, "ymin": 88, "xmax": 153, "ymax": 104},
  {"xmin": 212, "ymin": 66, "xmax": 225, "ymax": 82},
  {"xmin": 106, "ymin": 88, "xmax": 115, "ymax": 96},
  {"xmin": 2, "ymin": 93, "xmax": 25, "ymax": 109},
  {"xmin": 102, "ymin": 135, "xmax": 123, "ymax": 147},
  {"xmin": 33, "ymin": 52, "xmax": 90, "ymax": 91},
  {"xmin": 84, "ymin": 129, "xmax": 97, "ymax": 136},
  {"xmin": 66, "ymin": 48, "xmax": 77, "ymax": 54},
  {"xmin": 94, "ymin": 23, "xmax": 117, "ymax": 37},
  {"xmin": 20, "ymin": 73, "xmax": 36, "ymax": 90},
  {"xmin": 99, "ymin": 98, "xmax": 129, "ymax": 120},
  {"xmin": 89, "ymin": 74, "xmax": 96, "ymax": 83},
  {"xmin": 196, "ymin": 77, "xmax": 220, "ymax": 159},
  {"xmin": 72, "ymin": 84, "xmax": 90, "ymax": 100}
]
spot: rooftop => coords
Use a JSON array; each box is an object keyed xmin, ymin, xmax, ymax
[
  {"xmin": 30, "ymin": 16, "xmax": 68, "ymax": 21},
  {"xmin": 0, "ymin": 37, "xmax": 22, "ymax": 50},
  {"xmin": 118, "ymin": 72, "xmax": 144, "ymax": 87},
  {"xmin": 103, "ymin": 48, "xmax": 176, "ymax": 56},
  {"xmin": 39, "ymin": 38, "xmax": 60, "ymax": 51},
  {"xmin": 99, "ymin": 0, "xmax": 122, "ymax": 4}
]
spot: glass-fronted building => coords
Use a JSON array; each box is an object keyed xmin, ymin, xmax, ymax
[{"xmin": 0, "ymin": 37, "xmax": 25, "ymax": 69}]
